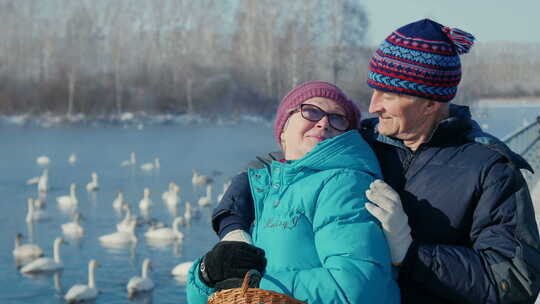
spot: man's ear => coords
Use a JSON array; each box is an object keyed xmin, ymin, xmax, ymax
[{"xmin": 423, "ymin": 99, "xmax": 442, "ymax": 116}]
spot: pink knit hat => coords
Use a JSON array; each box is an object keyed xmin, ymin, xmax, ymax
[{"xmin": 274, "ymin": 81, "xmax": 361, "ymax": 145}]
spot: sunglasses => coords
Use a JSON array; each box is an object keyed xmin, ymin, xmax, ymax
[{"xmin": 294, "ymin": 104, "xmax": 350, "ymax": 131}]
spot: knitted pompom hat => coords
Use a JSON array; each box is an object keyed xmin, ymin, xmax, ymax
[
  {"xmin": 367, "ymin": 18, "xmax": 475, "ymax": 102},
  {"xmin": 273, "ymin": 81, "xmax": 361, "ymax": 146}
]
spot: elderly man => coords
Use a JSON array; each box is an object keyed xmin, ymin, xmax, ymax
[{"xmin": 201, "ymin": 19, "xmax": 540, "ymax": 304}]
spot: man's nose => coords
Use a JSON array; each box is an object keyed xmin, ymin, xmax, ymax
[{"xmin": 368, "ymin": 91, "xmax": 382, "ymax": 114}]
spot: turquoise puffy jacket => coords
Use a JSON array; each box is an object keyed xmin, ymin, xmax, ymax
[{"xmin": 187, "ymin": 131, "xmax": 400, "ymax": 304}]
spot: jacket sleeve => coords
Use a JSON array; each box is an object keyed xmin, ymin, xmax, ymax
[
  {"xmin": 211, "ymin": 172, "xmax": 255, "ymax": 238},
  {"xmin": 399, "ymin": 159, "xmax": 540, "ymax": 303},
  {"xmin": 211, "ymin": 152, "xmax": 283, "ymax": 238},
  {"xmin": 259, "ymin": 171, "xmax": 400, "ymax": 304},
  {"xmin": 186, "ymin": 257, "xmax": 216, "ymax": 304}
]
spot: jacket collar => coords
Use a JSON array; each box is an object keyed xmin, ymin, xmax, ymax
[
  {"xmin": 269, "ymin": 131, "xmax": 382, "ymax": 185},
  {"xmin": 361, "ymin": 104, "xmax": 533, "ymax": 171}
]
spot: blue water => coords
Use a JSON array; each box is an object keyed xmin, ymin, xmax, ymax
[
  {"xmin": 0, "ymin": 103, "xmax": 538, "ymax": 303},
  {"xmin": 0, "ymin": 122, "xmax": 275, "ymax": 304}
]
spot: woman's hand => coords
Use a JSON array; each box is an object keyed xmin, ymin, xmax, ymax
[{"xmin": 199, "ymin": 241, "xmax": 266, "ymax": 288}]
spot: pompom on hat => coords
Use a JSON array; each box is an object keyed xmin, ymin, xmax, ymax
[
  {"xmin": 367, "ymin": 18, "xmax": 475, "ymax": 102},
  {"xmin": 273, "ymin": 81, "xmax": 361, "ymax": 146}
]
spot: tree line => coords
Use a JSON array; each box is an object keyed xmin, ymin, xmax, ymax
[{"xmin": 0, "ymin": 0, "xmax": 538, "ymax": 118}]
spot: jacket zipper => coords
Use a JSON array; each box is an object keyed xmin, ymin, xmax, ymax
[{"xmin": 402, "ymin": 145, "xmax": 425, "ymax": 173}]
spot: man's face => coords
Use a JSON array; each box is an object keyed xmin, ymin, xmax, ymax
[{"xmin": 368, "ymin": 89, "xmax": 430, "ymax": 140}]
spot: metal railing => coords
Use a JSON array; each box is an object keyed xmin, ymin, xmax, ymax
[{"xmin": 503, "ymin": 116, "xmax": 540, "ymax": 186}]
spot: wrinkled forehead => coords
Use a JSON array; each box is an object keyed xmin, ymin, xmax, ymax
[{"xmin": 302, "ymin": 97, "xmax": 347, "ymax": 115}]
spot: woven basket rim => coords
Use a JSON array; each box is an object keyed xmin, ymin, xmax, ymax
[{"xmin": 207, "ymin": 270, "xmax": 305, "ymax": 304}]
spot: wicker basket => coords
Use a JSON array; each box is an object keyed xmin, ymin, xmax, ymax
[{"xmin": 208, "ymin": 270, "xmax": 305, "ymax": 304}]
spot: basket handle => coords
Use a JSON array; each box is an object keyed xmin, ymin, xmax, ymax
[{"xmin": 241, "ymin": 269, "xmax": 261, "ymax": 295}]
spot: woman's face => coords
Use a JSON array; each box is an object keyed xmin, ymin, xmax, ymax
[{"xmin": 280, "ymin": 97, "xmax": 348, "ymax": 160}]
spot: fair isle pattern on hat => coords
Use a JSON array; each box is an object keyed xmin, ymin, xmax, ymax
[{"xmin": 367, "ymin": 19, "xmax": 475, "ymax": 102}]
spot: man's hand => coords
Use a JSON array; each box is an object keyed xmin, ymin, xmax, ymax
[
  {"xmin": 365, "ymin": 179, "xmax": 413, "ymax": 266},
  {"xmin": 221, "ymin": 229, "xmax": 253, "ymax": 244},
  {"xmin": 199, "ymin": 241, "xmax": 266, "ymax": 288}
]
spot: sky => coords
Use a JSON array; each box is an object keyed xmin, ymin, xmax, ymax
[{"xmin": 361, "ymin": 0, "xmax": 540, "ymax": 46}]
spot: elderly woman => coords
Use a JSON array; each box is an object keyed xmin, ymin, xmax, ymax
[{"xmin": 187, "ymin": 81, "xmax": 399, "ymax": 303}]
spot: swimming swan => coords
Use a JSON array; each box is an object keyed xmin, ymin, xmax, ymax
[
  {"xmin": 197, "ymin": 184, "xmax": 213, "ymax": 208},
  {"xmin": 99, "ymin": 221, "xmax": 137, "ymax": 246},
  {"xmin": 57, "ymin": 183, "xmax": 78, "ymax": 209},
  {"xmin": 37, "ymin": 168, "xmax": 49, "ymax": 193},
  {"xmin": 139, "ymin": 188, "xmax": 152, "ymax": 211},
  {"xmin": 68, "ymin": 153, "xmax": 77, "ymax": 165},
  {"xmin": 36, "ymin": 155, "xmax": 50, "ymax": 167},
  {"xmin": 121, "ymin": 152, "xmax": 136, "ymax": 167},
  {"xmin": 86, "ymin": 172, "xmax": 99, "ymax": 192},
  {"xmin": 13, "ymin": 233, "xmax": 44, "ymax": 260},
  {"xmin": 112, "ymin": 191, "xmax": 125, "ymax": 210},
  {"xmin": 163, "ymin": 183, "xmax": 179, "ymax": 206},
  {"xmin": 140, "ymin": 158, "xmax": 160, "ymax": 171},
  {"xmin": 20, "ymin": 237, "xmax": 64, "ymax": 273},
  {"xmin": 62, "ymin": 213, "xmax": 84, "ymax": 238},
  {"xmin": 117, "ymin": 205, "xmax": 138, "ymax": 233},
  {"xmin": 144, "ymin": 217, "xmax": 184, "ymax": 241},
  {"xmin": 127, "ymin": 258, "xmax": 154, "ymax": 297},
  {"xmin": 26, "ymin": 198, "xmax": 49, "ymax": 222},
  {"xmin": 64, "ymin": 259, "xmax": 99, "ymax": 303},
  {"xmin": 171, "ymin": 261, "xmax": 193, "ymax": 281}
]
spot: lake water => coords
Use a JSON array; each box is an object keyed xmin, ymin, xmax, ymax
[
  {"xmin": 0, "ymin": 103, "xmax": 539, "ymax": 304},
  {"xmin": 0, "ymin": 121, "xmax": 276, "ymax": 304}
]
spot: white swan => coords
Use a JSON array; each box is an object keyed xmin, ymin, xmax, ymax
[
  {"xmin": 64, "ymin": 259, "xmax": 99, "ymax": 303},
  {"xmin": 26, "ymin": 198, "xmax": 49, "ymax": 222},
  {"xmin": 68, "ymin": 153, "xmax": 77, "ymax": 165},
  {"xmin": 171, "ymin": 261, "xmax": 194, "ymax": 284},
  {"xmin": 37, "ymin": 168, "xmax": 49, "ymax": 193},
  {"xmin": 26, "ymin": 176, "xmax": 40, "ymax": 185},
  {"xmin": 34, "ymin": 192, "xmax": 47, "ymax": 209},
  {"xmin": 57, "ymin": 183, "xmax": 78, "ymax": 209},
  {"xmin": 140, "ymin": 158, "xmax": 160, "ymax": 171},
  {"xmin": 127, "ymin": 258, "xmax": 154, "ymax": 297},
  {"xmin": 117, "ymin": 205, "xmax": 138, "ymax": 233},
  {"xmin": 13, "ymin": 233, "xmax": 44, "ymax": 260},
  {"xmin": 20, "ymin": 237, "xmax": 64, "ymax": 273},
  {"xmin": 62, "ymin": 213, "xmax": 84, "ymax": 238},
  {"xmin": 99, "ymin": 220, "xmax": 137, "ymax": 247},
  {"xmin": 86, "ymin": 172, "xmax": 99, "ymax": 192},
  {"xmin": 112, "ymin": 191, "xmax": 125, "ymax": 210},
  {"xmin": 139, "ymin": 187, "xmax": 152, "ymax": 211},
  {"xmin": 27, "ymin": 168, "xmax": 47, "ymax": 185},
  {"xmin": 163, "ymin": 183, "xmax": 180, "ymax": 206},
  {"xmin": 184, "ymin": 201, "xmax": 193, "ymax": 224},
  {"xmin": 197, "ymin": 184, "xmax": 213, "ymax": 208},
  {"xmin": 192, "ymin": 169, "xmax": 213, "ymax": 192},
  {"xmin": 121, "ymin": 152, "xmax": 136, "ymax": 167},
  {"xmin": 161, "ymin": 182, "xmax": 175, "ymax": 201},
  {"xmin": 36, "ymin": 155, "xmax": 50, "ymax": 166},
  {"xmin": 144, "ymin": 217, "xmax": 184, "ymax": 241}
]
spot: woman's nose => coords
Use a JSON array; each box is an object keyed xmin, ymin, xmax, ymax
[{"xmin": 316, "ymin": 115, "xmax": 330, "ymax": 129}]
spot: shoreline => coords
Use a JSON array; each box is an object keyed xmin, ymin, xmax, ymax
[{"xmin": 475, "ymin": 97, "xmax": 540, "ymax": 107}]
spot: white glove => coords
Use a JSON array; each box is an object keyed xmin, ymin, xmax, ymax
[
  {"xmin": 221, "ymin": 229, "xmax": 253, "ymax": 244},
  {"xmin": 365, "ymin": 179, "xmax": 412, "ymax": 266}
]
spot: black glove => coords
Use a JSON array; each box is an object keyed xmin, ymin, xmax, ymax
[
  {"xmin": 198, "ymin": 241, "xmax": 266, "ymax": 288},
  {"xmin": 214, "ymin": 269, "xmax": 262, "ymax": 290}
]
